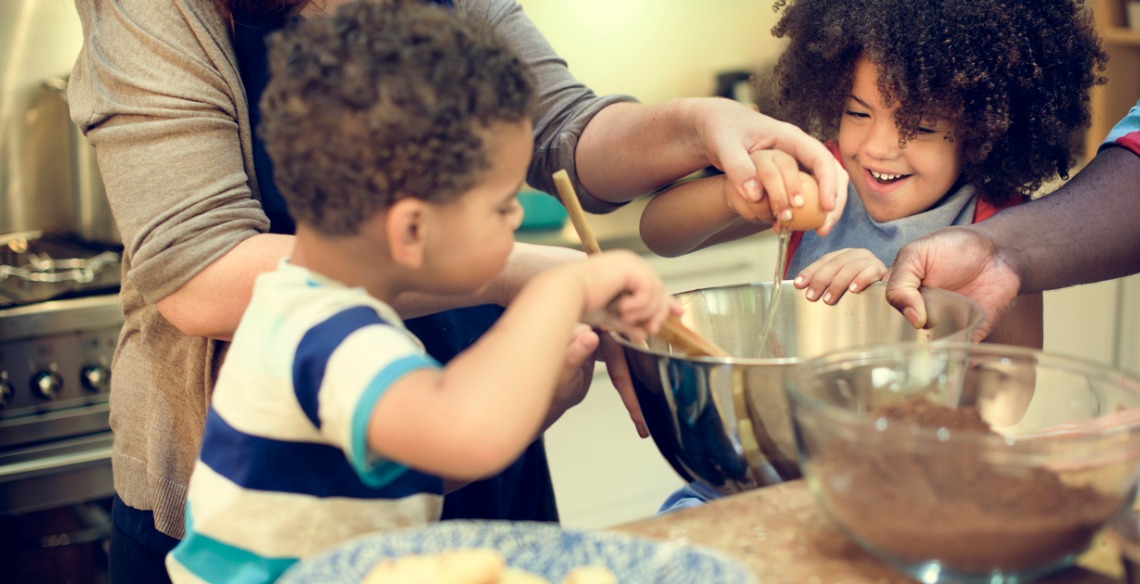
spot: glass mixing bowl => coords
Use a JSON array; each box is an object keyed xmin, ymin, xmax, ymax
[{"xmin": 786, "ymin": 342, "xmax": 1140, "ymax": 583}]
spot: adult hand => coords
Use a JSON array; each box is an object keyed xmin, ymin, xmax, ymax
[
  {"xmin": 597, "ymin": 333, "xmax": 649, "ymax": 438},
  {"xmin": 885, "ymin": 226, "xmax": 1021, "ymax": 342},
  {"xmin": 696, "ymin": 99, "xmax": 848, "ymax": 235},
  {"xmin": 542, "ymin": 324, "xmax": 599, "ymax": 431}
]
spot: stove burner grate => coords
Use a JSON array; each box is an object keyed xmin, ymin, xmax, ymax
[{"xmin": 0, "ymin": 231, "xmax": 122, "ymax": 308}]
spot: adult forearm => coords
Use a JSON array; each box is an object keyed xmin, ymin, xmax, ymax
[
  {"xmin": 575, "ymin": 100, "xmax": 709, "ymax": 202},
  {"xmin": 155, "ymin": 233, "xmax": 294, "ymax": 340},
  {"xmin": 981, "ymin": 147, "xmax": 1140, "ymax": 293},
  {"xmin": 391, "ymin": 242, "xmax": 587, "ymax": 318}
]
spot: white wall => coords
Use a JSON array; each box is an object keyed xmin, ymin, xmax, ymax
[{"xmin": 514, "ymin": 0, "xmax": 785, "ymax": 104}]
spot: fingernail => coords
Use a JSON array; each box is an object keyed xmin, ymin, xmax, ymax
[
  {"xmin": 794, "ymin": 276, "xmax": 804, "ymax": 286},
  {"xmin": 805, "ymin": 289, "xmax": 816, "ymax": 300},
  {"xmin": 743, "ymin": 180, "xmax": 760, "ymax": 201},
  {"xmin": 823, "ymin": 292, "xmax": 832, "ymax": 303},
  {"xmin": 793, "ymin": 195, "xmax": 804, "ymax": 207},
  {"xmin": 849, "ymin": 283, "xmax": 858, "ymax": 292},
  {"xmin": 781, "ymin": 209, "xmax": 793, "ymax": 221}
]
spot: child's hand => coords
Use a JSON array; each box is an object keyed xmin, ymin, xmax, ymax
[
  {"xmin": 720, "ymin": 149, "xmax": 800, "ymax": 225},
  {"xmin": 793, "ymin": 248, "xmax": 886, "ymax": 305},
  {"xmin": 576, "ymin": 250, "xmax": 680, "ymax": 343}
]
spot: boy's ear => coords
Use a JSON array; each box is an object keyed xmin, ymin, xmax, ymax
[{"xmin": 386, "ymin": 198, "xmax": 427, "ymax": 269}]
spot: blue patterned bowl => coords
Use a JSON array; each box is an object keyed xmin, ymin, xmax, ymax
[{"xmin": 279, "ymin": 520, "xmax": 756, "ymax": 583}]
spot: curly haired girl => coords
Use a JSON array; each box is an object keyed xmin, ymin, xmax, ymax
[{"xmin": 640, "ymin": 0, "xmax": 1107, "ymax": 349}]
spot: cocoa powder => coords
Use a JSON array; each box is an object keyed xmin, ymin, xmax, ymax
[{"xmin": 811, "ymin": 397, "xmax": 1121, "ymax": 573}]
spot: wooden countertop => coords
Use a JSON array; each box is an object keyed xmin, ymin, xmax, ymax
[{"xmin": 612, "ymin": 480, "xmax": 1125, "ymax": 583}]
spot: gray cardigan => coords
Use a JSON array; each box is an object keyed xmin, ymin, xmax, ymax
[{"xmin": 69, "ymin": 0, "xmax": 632, "ymax": 539}]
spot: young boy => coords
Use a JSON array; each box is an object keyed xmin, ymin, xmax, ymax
[{"xmin": 165, "ymin": 1, "xmax": 676, "ymax": 582}]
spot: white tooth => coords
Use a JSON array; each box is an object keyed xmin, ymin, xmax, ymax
[{"xmin": 871, "ymin": 170, "xmax": 902, "ymax": 181}]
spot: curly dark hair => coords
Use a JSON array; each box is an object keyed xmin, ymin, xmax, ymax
[
  {"xmin": 260, "ymin": 0, "xmax": 535, "ymax": 235},
  {"xmin": 767, "ymin": 0, "xmax": 1107, "ymax": 204}
]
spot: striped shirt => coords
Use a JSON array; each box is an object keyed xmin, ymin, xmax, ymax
[{"xmin": 167, "ymin": 260, "xmax": 444, "ymax": 583}]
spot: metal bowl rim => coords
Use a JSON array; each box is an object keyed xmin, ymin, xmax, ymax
[{"xmin": 609, "ymin": 282, "xmax": 985, "ymax": 366}]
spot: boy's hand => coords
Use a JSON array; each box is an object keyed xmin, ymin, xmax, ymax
[
  {"xmin": 793, "ymin": 248, "xmax": 886, "ymax": 305},
  {"xmin": 577, "ymin": 250, "xmax": 680, "ymax": 343}
]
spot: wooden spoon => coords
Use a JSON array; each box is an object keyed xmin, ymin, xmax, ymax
[{"xmin": 550, "ymin": 170, "xmax": 731, "ymax": 358}]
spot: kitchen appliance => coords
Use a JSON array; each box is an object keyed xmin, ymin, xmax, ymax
[
  {"xmin": 0, "ymin": 230, "xmax": 121, "ymax": 581},
  {"xmin": 0, "ymin": 230, "xmax": 121, "ymax": 515},
  {"xmin": 612, "ymin": 282, "xmax": 985, "ymax": 494},
  {"xmin": 1, "ymin": 2, "xmax": 119, "ymax": 578}
]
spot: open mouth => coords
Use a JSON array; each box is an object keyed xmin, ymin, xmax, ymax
[{"xmin": 868, "ymin": 169, "xmax": 911, "ymax": 185}]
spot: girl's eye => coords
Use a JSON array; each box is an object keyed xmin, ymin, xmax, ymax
[
  {"xmin": 916, "ymin": 126, "xmax": 937, "ymax": 135},
  {"xmin": 844, "ymin": 110, "xmax": 870, "ymax": 119}
]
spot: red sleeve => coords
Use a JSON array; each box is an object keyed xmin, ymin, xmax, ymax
[
  {"xmin": 825, "ymin": 140, "xmax": 842, "ymax": 162},
  {"xmin": 973, "ymin": 194, "xmax": 1024, "ymax": 223},
  {"xmin": 1116, "ymin": 130, "xmax": 1140, "ymax": 157}
]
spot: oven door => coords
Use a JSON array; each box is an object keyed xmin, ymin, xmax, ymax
[{"xmin": 0, "ymin": 430, "xmax": 113, "ymax": 516}]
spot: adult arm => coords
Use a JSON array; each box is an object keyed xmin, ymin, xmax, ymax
[
  {"xmin": 887, "ymin": 145, "xmax": 1140, "ymax": 340},
  {"xmin": 71, "ymin": 1, "xmax": 604, "ymax": 341},
  {"xmin": 469, "ymin": 0, "xmax": 846, "ymax": 220}
]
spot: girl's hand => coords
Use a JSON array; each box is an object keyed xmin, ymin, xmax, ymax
[{"xmin": 794, "ymin": 248, "xmax": 887, "ymax": 304}]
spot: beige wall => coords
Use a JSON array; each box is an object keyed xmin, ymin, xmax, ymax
[{"xmin": 515, "ymin": 0, "xmax": 785, "ymax": 104}]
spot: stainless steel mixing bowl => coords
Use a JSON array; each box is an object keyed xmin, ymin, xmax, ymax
[{"xmin": 612, "ymin": 281, "xmax": 985, "ymax": 494}]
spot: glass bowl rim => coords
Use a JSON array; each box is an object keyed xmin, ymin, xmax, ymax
[{"xmin": 785, "ymin": 341, "xmax": 1140, "ymax": 456}]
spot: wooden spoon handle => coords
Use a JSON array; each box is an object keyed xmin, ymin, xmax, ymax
[{"xmin": 550, "ymin": 170, "xmax": 730, "ymax": 359}]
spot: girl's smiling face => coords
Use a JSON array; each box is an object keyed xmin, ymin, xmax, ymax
[{"xmin": 839, "ymin": 57, "xmax": 963, "ymax": 222}]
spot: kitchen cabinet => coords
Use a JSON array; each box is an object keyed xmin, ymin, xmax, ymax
[
  {"xmin": 1088, "ymin": 0, "xmax": 1140, "ymax": 160},
  {"xmin": 1116, "ymin": 274, "xmax": 1140, "ymax": 375},
  {"xmin": 1043, "ymin": 282, "xmax": 1121, "ymax": 366}
]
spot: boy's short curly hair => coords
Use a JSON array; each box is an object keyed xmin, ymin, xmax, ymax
[
  {"xmin": 768, "ymin": 0, "xmax": 1107, "ymax": 204},
  {"xmin": 260, "ymin": 0, "xmax": 535, "ymax": 235}
]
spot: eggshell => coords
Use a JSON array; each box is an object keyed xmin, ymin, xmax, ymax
[{"xmin": 782, "ymin": 171, "xmax": 826, "ymax": 232}]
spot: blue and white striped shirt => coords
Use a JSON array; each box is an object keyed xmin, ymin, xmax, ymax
[{"xmin": 167, "ymin": 260, "xmax": 444, "ymax": 583}]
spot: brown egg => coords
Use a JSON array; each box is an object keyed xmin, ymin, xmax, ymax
[{"xmin": 782, "ymin": 170, "xmax": 826, "ymax": 232}]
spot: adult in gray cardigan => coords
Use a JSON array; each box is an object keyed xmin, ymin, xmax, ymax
[{"xmin": 69, "ymin": 0, "xmax": 847, "ymax": 580}]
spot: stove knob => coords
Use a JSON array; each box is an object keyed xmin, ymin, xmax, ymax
[
  {"xmin": 81, "ymin": 365, "xmax": 111, "ymax": 393},
  {"xmin": 0, "ymin": 379, "xmax": 11, "ymax": 408},
  {"xmin": 31, "ymin": 371, "xmax": 64, "ymax": 400}
]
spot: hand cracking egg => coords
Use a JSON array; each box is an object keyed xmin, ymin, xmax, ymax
[{"xmin": 782, "ymin": 170, "xmax": 827, "ymax": 232}]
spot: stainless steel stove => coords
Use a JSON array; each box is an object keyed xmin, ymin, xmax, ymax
[{"xmin": 0, "ymin": 230, "xmax": 122, "ymax": 516}]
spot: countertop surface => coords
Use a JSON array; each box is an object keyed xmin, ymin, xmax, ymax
[{"xmin": 613, "ymin": 479, "xmax": 1125, "ymax": 584}]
